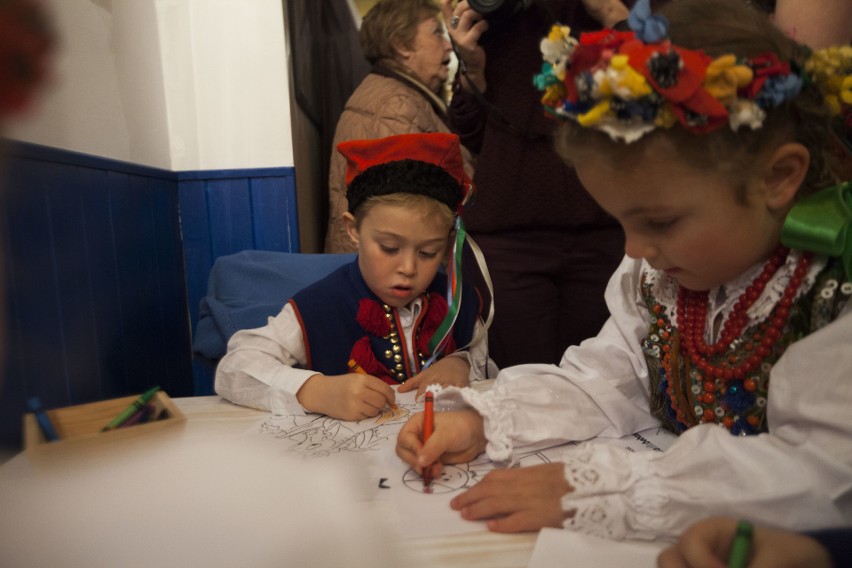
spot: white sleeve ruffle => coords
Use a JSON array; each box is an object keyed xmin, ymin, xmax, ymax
[{"xmin": 557, "ymin": 307, "xmax": 852, "ymax": 540}]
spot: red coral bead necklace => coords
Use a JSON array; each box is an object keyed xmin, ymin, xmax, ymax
[{"xmin": 676, "ymin": 246, "xmax": 811, "ymax": 383}]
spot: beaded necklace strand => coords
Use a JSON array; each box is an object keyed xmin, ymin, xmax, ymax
[{"xmin": 660, "ymin": 246, "xmax": 813, "ymax": 430}]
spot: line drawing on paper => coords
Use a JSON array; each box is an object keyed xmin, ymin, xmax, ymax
[
  {"xmin": 254, "ymin": 400, "xmax": 415, "ymax": 459},
  {"xmin": 401, "ymin": 451, "xmax": 553, "ymax": 494}
]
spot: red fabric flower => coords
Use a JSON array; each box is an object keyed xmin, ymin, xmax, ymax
[
  {"xmin": 415, "ymin": 292, "xmax": 456, "ymax": 357},
  {"xmin": 356, "ymin": 299, "xmax": 390, "ymax": 337},
  {"xmin": 349, "ymin": 336, "xmax": 395, "ymax": 384},
  {"xmin": 622, "ymin": 39, "xmax": 728, "ymax": 131},
  {"xmin": 0, "ymin": 0, "xmax": 55, "ymax": 120},
  {"xmin": 743, "ymin": 52, "xmax": 791, "ymax": 99},
  {"xmin": 579, "ymin": 29, "xmax": 634, "ymax": 51}
]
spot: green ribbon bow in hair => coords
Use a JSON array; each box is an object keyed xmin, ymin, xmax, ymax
[{"xmin": 781, "ymin": 181, "xmax": 852, "ymax": 280}]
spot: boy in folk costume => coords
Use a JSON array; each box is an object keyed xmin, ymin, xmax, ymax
[{"xmin": 217, "ymin": 133, "xmax": 494, "ymax": 421}]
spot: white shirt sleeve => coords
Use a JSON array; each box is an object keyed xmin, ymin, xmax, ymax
[
  {"xmin": 438, "ymin": 256, "xmax": 852, "ymax": 540},
  {"xmin": 215, "ymin": 298, "xmax": 498, "ymax": 415},
  {"xmin": 439, "ymin": 256, "xmax": 661, "ymax": 457},
  {"xmin": 214, "ymin": 302, "xmax": 317, "ymax": 415}
]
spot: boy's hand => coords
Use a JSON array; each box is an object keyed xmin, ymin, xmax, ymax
[
  {"xmin": 397, "ymin": 355, "xmax": 471, "ymax": 397},
  {"xmin": 396, "ymin": 409, "xmax": 487, "ymax": 481},
  {"xmin": 657, "ymin": 517, "xmax": 834, "ymax": 568},
  {"xmin": 296, "ymin": 373, "xmax": 395, "ymax": 421},
  {"xmin": 450, "ymin": 463, "xmax": 573, "ymax": 533}
]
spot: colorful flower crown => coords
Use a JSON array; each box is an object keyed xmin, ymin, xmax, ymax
[{"xmin": 534, "ymin": 0, "xmax": 852, "ymax": 143}]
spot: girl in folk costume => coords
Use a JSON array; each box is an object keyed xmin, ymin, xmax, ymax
[
  {"xmin": 217, "ymin": 132, "xmax": 494, "ymax": 421},
  {"xmin": 396, "ymin": 0, "xmax": 852, "ymax": 541}
]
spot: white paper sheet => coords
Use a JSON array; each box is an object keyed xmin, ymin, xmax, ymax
[
  {"xmin": 529, "ymin": 528, "xmax": 667, "ymax": 568},
  {"xmin": 247, "ymin": 389, "xmax": 678, "ymax": 538}
]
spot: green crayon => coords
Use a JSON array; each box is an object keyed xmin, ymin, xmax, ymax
[
  {"xmin": 727, "ymin": 520, "xmax": 753, "ymax": 568},
  {"xmin": 102, "ymin": 386, "xmax": 161, "ymax": 431}
]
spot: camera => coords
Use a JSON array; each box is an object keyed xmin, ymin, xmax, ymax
[{"xmin": 467, "ymin": 0, "xmax": 534, "ymax": 23}]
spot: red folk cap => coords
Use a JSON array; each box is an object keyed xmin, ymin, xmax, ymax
[{"xmin": 339, "ymin": 132, "xmax": 471, "ymax": 190}]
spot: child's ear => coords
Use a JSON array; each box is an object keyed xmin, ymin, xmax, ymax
[
  {"xmin": 761, "ymin": 142, "xmax": 809, "ymax": 211},
  {"xmin": 343, "ymin": 212, "xmax": 360, "ymax": 247}
]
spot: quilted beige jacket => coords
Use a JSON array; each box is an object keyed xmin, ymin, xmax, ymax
[{"xmin": 323, "ymin": 68, "xmax": 474, "ymax": 253}]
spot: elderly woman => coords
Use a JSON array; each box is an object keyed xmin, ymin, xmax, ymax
[{"xmin": 323, "ymin": 0, "xmax": 474, "ymax": 254}]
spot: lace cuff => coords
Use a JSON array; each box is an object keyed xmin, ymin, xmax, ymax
[
  {"xmin": 559, "ymin": 442, "xmax": 668, "ymax": 541},
  {"xmin": 436, "ymin": 386, "xmax": 515, "ymax": 462}
]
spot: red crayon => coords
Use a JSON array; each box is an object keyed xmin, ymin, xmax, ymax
[{"xmin": 422, "ymin": 391, "xmax": 434, "ymax": 489}]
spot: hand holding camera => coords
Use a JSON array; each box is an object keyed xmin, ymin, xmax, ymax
[{"xmin": 440, "ymin": 0, "xmax": 489, "ymax": 92}]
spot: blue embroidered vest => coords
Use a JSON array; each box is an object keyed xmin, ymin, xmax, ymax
[{"xmin": 290, "ymin": 260, "xmax": 481, "ymax": 383}]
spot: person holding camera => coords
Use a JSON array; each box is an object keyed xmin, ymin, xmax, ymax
[
  {"xmin": 324, "ymin": 0, "xmax": 476, "ymax": 254},
  {"xmin": 439, "ymin": 0, "xmax": 634, "ymax": 368}
]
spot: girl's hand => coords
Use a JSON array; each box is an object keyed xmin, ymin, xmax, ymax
[
  {"xmin": 450, "ymin": 463, "xmax": 573, "ymax": 533},
  {"xmin": 296, "ymin": 373, "xmax": 395, "ymax": 421},
  {"xmin": 397, "ymin": 355, "xmax": 471, "ymax": 397},
  {"xmin": 396, "ymin": 409, "xmax": 487, "ymax": 480}
]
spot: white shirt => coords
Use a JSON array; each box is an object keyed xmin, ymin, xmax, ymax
[
  {"xmin": 440, "ymin": 253, "xmax": 852, "ymax": 541},
  {"xmin": 215, "ymin": 296, "xmax": 495, "ymax": 415}
]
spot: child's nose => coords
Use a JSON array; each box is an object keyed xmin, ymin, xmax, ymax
[
  {"xmin": 397, "ymin": 251, "xmax": 417, "ymax": 275},
  {"xmin": 624, "ymin": 234, "xmax": 658, "ymax": 261}
]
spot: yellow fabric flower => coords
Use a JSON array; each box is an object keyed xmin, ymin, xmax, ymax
[
  {"xmin": 605, "ymin": 55, "xmax": 652, "ymax": 99},
  {"xmin": 578, "ymin": 101, "xmax": 611, "ymax": 126},
  {"xmin": 654, "ymin": 105, "xmax": 677, "ymax": 128},
  {"xmin": 806, "ymin": 46, "xmax": 852, "ymax": 114},
  {"xmin": 704, "ymin": 55, "xmax": 753, "ymax": 102},
  {"xmin": 541, "ymin": 83, "xmax": 566, "ymax": 106},
  {"xmin": 841, "ymin": 75, "xmax": 852, "ymax": 105}
]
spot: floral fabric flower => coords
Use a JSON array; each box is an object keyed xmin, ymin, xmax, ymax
[
  {"xmin": 534, "ymin": 0, "xmax": 850, "ymax": 143},
  {"xmin": 704, "ymin": 55, "xmax": 753, "ymax": 102}
]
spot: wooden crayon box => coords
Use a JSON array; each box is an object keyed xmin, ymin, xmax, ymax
[{"xmin": 23, "ymin": 390, "xmax": 186, "ymax": 452}]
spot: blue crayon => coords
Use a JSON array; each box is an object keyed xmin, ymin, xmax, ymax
[{"xmin": 27, "ymin": 397, "xmax": 60, "ymax": 442}]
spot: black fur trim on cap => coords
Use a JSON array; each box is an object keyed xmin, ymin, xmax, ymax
[{"xmin": 346, "ymin": 159, "xmax": 463, "ymax": 214}]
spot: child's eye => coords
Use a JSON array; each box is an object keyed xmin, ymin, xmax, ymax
[
  {"xmin": 419, "ymin": 250, "xmax": 439, "ymax": 259},
  {"xmin": 645, "ymin": 218, "xmax": 677, "ymax": 231},
  {"xmin": 379, "ymin": 245, "xmax": 399, "ymax": 254}
]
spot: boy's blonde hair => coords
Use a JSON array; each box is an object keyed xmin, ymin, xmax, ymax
[
  {"xmin": 353, "ymin": 193, "xmax": 455, "ymax": 233},
  {"xmin": 554, "ymin": 0, "xmax": 834, "ymax": 200}
]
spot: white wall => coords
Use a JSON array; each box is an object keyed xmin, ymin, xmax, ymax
[{"xmin": 6, "ymin": 0, "xmax": 294, "ymax": 172}]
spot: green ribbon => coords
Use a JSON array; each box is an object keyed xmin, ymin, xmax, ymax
[
  {"xmin": 426, "ymin": 219, "xmax": 467, "ymax": 360},
  {"xmin": 780, "ymin": 181, "xmax": 852, "ymax": 280}
]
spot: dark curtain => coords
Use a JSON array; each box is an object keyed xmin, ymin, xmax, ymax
[{"xmin": 286, "ymin": 0, "xmax": 370, "ymax": 238}]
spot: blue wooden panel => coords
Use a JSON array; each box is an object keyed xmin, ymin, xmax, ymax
[
  {"xmin": 176, "ymin": 168, "xmax": 300, "ymax": 395},
  {"xmin": 250, "ymin": 175, "xmax": 300, "ymax": 252},
  {"xmin": 0, "ymin": 143, "xmax": 303, "ymax": 448},
  {"xmin": 178, "ymin": 179, "xmax": 213, "ymax": 334},
  {"xmin": 206, "ymin": 178, "xmax": 256, "ymax": 259},
  {"xmin": 0, "ymin": 142, "xmax": 194, "ymax": 451}
]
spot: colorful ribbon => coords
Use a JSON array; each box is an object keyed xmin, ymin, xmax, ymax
[
  {"xmin": 781, "ymin": 181, "xmax": 852, "ymax": 279},
  {"xmin": 425, "ymin": 217, "xmax": 467, "ymax": 366}
]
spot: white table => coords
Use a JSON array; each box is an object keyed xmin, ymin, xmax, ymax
[{"xmin": 0, "ymin": 395, "xmax": 537, "ymax": 568}]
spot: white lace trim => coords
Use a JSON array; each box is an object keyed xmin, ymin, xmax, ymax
[
  {"xmin": 559, "ymin": 443, "xmax": 668, "ymax": 540},
  {"xmin": 642, "ymin": 251, "xmax": 825, "ymax": 344}
]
